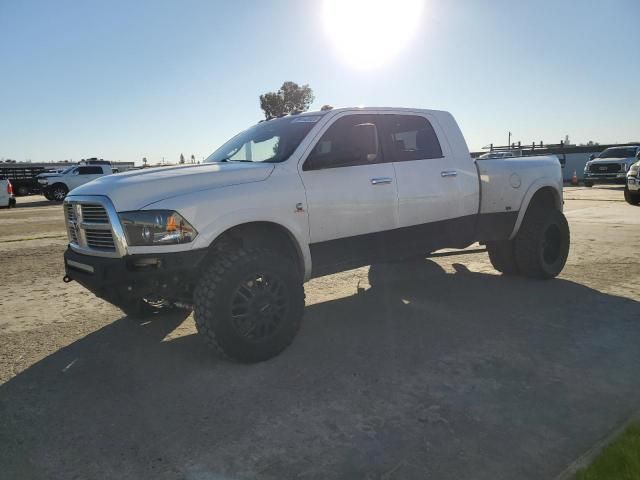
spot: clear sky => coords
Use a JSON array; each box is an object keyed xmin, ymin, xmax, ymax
[{"xmin": 1, "ymin": 0, "xmax": 639, "ymax": 164}]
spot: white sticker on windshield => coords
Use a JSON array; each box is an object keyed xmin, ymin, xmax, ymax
[{"xmin": 291, "ymin": 116, "xmax": 322, "ymax": 123}]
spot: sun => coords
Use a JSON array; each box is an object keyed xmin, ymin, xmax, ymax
[{"xmin": 322, "ymin": 0, "xmax": 424, "ymax": 70}]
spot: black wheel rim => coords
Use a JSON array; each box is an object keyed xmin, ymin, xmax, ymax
[
  {"xmin": 230, "ymin": 272, "xmax": 288, "ymax": 343},
  {"xmin": 53, "ymin": 188, "xmax": 65, "ymax": 201},
  {"xmin": 542, "ymin": 223, "xmax": 562, "ymax": 264}
]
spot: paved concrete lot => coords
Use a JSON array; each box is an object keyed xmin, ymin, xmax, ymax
[{"xmin": 1, "ymin": 187, "xmax": 639, "ymax": 479}]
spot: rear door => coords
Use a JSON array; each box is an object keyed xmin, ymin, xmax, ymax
[
  {"xmin": 298, "ymin": 113, "xmax": 399, "ymax": 272},
  {"xmin": 379, "ymin": 113, "xmax": 475, "ymax": 250}
]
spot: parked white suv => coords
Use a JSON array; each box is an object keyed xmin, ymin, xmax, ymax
[
  {"xmin": 625, "ymin": 159, "xmax": 640, "ymax": 205},
  {"xmin": 63, "ymin": 107, "xmax": 569, "ymax": 362},
  {"xmin": 0, "ymin": 178, "xmax": 16, "ymax": 208},
  {"xmin": 39, "ymin": 163, "xmax": 114, "ymax": 201}
]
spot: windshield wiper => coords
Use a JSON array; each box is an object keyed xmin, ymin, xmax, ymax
[{"xmin": 217, "ymin": 157, "xmax": 253, "ymax": 163}]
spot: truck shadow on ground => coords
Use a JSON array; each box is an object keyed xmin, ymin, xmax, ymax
[{"xmin": 2, "ymin": 259, "xmax": 640, "ymax": 480}]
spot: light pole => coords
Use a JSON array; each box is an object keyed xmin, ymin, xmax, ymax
[{"xmin": 508, "ymin": 131, "xmax": 511, "ymax": 150}]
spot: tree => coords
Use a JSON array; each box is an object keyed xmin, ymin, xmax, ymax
[
  {"xmin": 190, "ymin": 154, "xmax": 195, "ymax": 164},
  {"xmin": 259, "ymin": 81, "xmax": 314, "ymax": 119},
  {"xmin": 142, "ymin": 157, "xmax": 147, "ymax": 166},
  {"xmin": 320, "ymin": 104, "xmax": 333, "ymax": 111},
  {"xmin": 179, "ymin": 153, "xmax": 185, "ymax": 164}
]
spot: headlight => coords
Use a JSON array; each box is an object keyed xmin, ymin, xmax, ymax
[
  {"xmin": 118, "ymin": 210, "xmax": 197, "ymax": 246},
  {"xmin": 583, "ymin": 162, "xmax": 590, "ymax": 172}
]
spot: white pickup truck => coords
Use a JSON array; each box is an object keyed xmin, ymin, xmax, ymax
[
  {"xmin": 39, "ymin": 163, "xmax": 114, "ymax": 201},
  {"xmin": 63, "ymin": 107, "xmax": 569, "ymax": 362}
]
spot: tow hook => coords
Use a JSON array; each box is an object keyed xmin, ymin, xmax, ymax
[{"xmin": 63, "ymin": 275, "xmax": 73, "ymax": 283}]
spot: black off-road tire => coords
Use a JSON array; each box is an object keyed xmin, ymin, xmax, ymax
[
  {"xmin": 486, "ymin": 240, "xmax": 519, "ymax": 275},
  {"xmin": 514, "ymin": 208, "xmax": 570, "ymax": 279},
  {"xmin": 583, "ymin": 181, "xmax": 593, "ymax": 187},
  {"xmin": 193, "ymin": 247, "xmax": 304, "ymax": 363},
  {"xmin": 624, "ymin": 187, "xmax": 640, "ymax": 205},
  {"xmin": 16, "ymin": 185, "xmax": 29, "ymax": 196}
]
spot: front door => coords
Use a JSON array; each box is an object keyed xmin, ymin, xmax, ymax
[{"xmin": 298, "ymin": 113, "xmax": 398, "ymax": 274}]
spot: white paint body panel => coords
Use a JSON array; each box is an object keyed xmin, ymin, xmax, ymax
[
  {"xmin": 0, "ymin": 180, "xmax": 11, "ymax": 207},
  {"xmin": 392, "ymin": 110, "xmax": 480, "ymax": 228}
]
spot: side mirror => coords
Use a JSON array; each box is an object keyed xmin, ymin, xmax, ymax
[
  {"xmin": 589, "ymin": 153, "xmax": 596, "ymax": 161},
  {"xmin": 636, "ymin": 152, "xmax": 640, "ymax": 160}
]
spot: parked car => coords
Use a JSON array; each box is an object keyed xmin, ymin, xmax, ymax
[
  {"xmin": 62, "ymin": 107, "xmax": 569, "ymax": 363},
  {"xmin": 624, "ymin": 159, "xmax": 640, "ymax": 205},
  {"xmin": 583, "ymin": 145, "xmax": 640, "ymax": 187},
  {"xmin": 38, "ymin": 163, "xmax": 114, "ymax": 201},
  {"xmin": 0, "ymin": 178, "xmax": 16, "ymax": 208}
]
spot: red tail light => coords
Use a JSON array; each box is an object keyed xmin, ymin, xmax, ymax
[{"xmin": 7, "ymin": 181, "xmax": 13, "ymax": 195}]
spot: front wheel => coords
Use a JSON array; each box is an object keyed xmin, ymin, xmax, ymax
[
  {"xmin": 624, "ymin": 187, "xmax": 640, "ymax": 205},
  {"xmin": 194, "ymin": 247, "xmax": 304, "ymax": 363},
  {"xmin": 515, "ymin": 209, "xmax": 570, "ymax": 279},
  {"xmin": 583, "ymin": 181, "xmax": 593, "ymax": 187},
  {"xmin": 50, "ymin": 184, "xmax": 68, "ymax": 201}
]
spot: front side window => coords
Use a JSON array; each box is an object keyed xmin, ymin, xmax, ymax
[
  {"xmin": 205, "ymin": 115, "xmax": 322, "ymax": 164},
  {"xmin": 382, "ymin": 115, "xmax": 443, "ymax": 162},
  {"xmin": 78, "ymin": 166, "xmax": 102, "ymax": 175},
  {"xmin": 303, "ymin": 115, "xmax": 381, "ymax": 171}
]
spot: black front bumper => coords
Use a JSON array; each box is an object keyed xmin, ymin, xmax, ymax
[
  {"xmin": 583, "ymin": 173, "xmax": 627, "ymax": 184},
  {"xmin": 64, "ymin": 247, "xmax": 208, "ymax": 306}
]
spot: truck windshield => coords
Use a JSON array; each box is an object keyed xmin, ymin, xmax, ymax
[
  {"xmin": 598, "ymin": 147, "xmax": 637, "ymax": 159},
  {"xmin": 205, "ymin": 115, "xmax": 322, "ymax": 163}
]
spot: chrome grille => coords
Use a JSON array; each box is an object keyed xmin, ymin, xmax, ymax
[
  {"xmin": 63, "ymin": 196, "xmax": 125, "ymax": 258},
  {"xmin": 81, "ymin": 204, "xmax": 109, "ymax": 223},
  {"xmin": 85, "ymin": 228, "xmax": 116, "ymax": 250},
  {"xmin": 64, "ymin": 203, "xmax": 79, "ymax": 245}
]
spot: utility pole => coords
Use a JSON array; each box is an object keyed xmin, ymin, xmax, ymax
[{"xmin": 508, "ymin": 131, "xmax": 512, "ymax": 150}]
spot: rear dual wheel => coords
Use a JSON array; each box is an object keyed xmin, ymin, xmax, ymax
[{"xmin": 487, "ymin": 208, "xmax": 570, "ymax": 279}]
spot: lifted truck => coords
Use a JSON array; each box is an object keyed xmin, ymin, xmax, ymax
[{"xmin": 62, "ymin": 107, "xmax": 569, "ymax": 362}]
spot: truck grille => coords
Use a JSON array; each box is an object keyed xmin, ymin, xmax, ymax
[
  {"xmin": 81, "ymin": 204, "xmax": 109, "ymax": 223},
  {"xmin": 63, "ymin": 197, "xmax": 123, "ymax": 257},
  {"xmin": 85, "ymin": 229, "xmax": 116, "ymax": 250},
  {"xmin": 588, "ymin": 163, "xmax": 621, "ymax": 173}
]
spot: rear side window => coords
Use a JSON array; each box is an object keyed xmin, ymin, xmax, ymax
[
  {"xmin": 382, "ymin": 115, "xmax": 443, "ymax": 162},
  {"xmin": 78, "ymin": 166, "xmax": 103, "ymax": 174}
]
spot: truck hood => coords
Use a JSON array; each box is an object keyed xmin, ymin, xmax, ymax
[
  {"xmin": 590, "ymin": 157, "xmax": 634, "ymax": 164},
  {"xmin": 69, "ymin": 162, "xmax": 274, "ymax": 211},
  {"xmin": 38, "ymin": 173, "xmax": 63, "ymax": 179}
]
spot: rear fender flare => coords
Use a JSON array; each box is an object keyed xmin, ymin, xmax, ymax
[{"xmin": 509, "ymin": 179, "xmax": 562, "ymax": 240}]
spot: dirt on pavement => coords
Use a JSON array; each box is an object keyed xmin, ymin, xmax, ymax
[{"xmin": 1, "ymin": 187, "xmax": 639, "ymax": 480}]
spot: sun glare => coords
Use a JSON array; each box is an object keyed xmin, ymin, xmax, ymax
[{"xmin": 322, "ymin": 0, "xmax": 424, "ymax": 70}]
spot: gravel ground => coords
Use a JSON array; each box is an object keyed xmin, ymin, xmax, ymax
[{"xmin": 1, "ymin": 187, "xmax": 639, "ymax": 480}]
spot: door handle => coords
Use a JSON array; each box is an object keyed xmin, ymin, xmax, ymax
[
  {"xmin": 370, "ymin": 177, "xmax": 393, "ymax": 185},
  {"xmin": 441, "ymin": 170, "xmax": 458, "ymax": 177}
]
